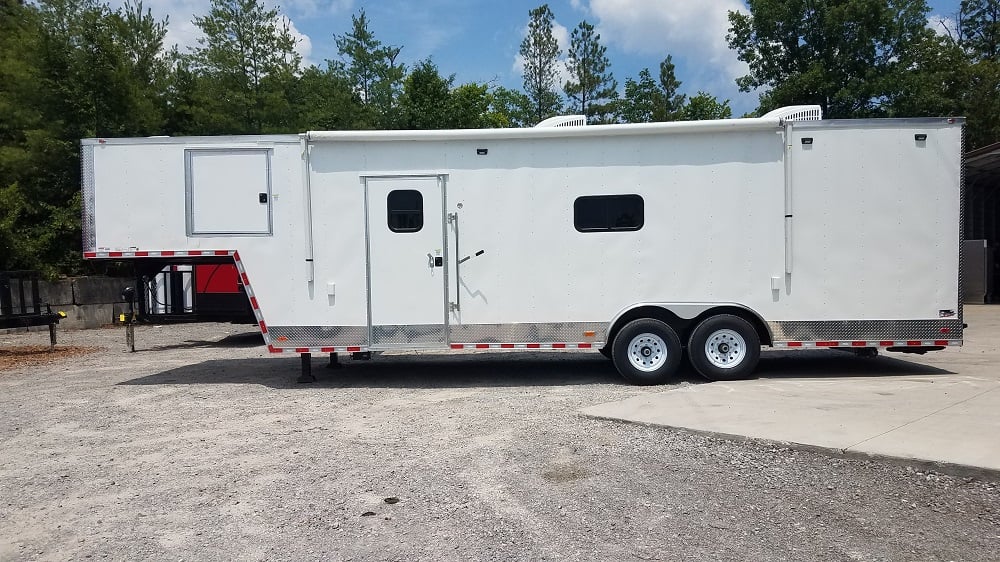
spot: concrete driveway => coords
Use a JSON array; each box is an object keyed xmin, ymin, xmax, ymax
[{"xmin": 583, "ymin": 305, "xmax": 1000, "ymax": 474}]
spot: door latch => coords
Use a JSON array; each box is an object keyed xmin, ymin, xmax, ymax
[{"xmin": 258, "ymin": 193, "xmax": 268, "ymax": 203}]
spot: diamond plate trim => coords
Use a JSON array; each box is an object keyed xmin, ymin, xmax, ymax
[
  {"xmin": 959, "ymin": 124, "xmax": 966, "ymax": 324},
  {"xmin": 449, "ymin": 322, "xmax": 607, "ymax": 344},
  {"xmin": 81, "ymin": 144, "xmax": 96, "ymax": 252},
  {"xmin": 373, "ymin": 324, "xmax": 446, "ymax": 346},
  {"xmin": 267, "ymin": 325, "xmax": 369, "ymax": 347},
  {"xmin": 268, "ymin": 322, "xmax": 611, "ymax": 348},
  {"xmin": 768, "ymin": 319, "xmax": 963, "ymax": 342}
]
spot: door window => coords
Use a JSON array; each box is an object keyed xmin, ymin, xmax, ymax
[{"xmin": 387, "ymin": 189, "xmax": 424, "ymax": 232}]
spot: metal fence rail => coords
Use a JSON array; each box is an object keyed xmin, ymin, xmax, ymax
[{"xmin": 0, "ymin": 271, "xmax": 62, "ymax": 343}]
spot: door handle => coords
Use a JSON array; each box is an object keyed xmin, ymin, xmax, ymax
[{"xmin": 258, "ymin": 193, "xmax": 268, "ymax": 203}]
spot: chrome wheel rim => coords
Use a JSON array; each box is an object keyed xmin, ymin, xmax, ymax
[
  {"xmin": 628, "ymin": 333, "xmax": 668, "ymax": 372},
  {"xmin": 704, "ymin": 329, "xmax": 747, "ymax": 369}
]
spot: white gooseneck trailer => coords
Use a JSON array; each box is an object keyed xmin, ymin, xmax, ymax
[{"xmin": 81, "ymin": 107, "xmax": 964, "ymax": 384}]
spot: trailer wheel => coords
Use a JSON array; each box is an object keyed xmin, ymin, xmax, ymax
[
  {"xmin": 688, "ymin": 315, "xmax": 760, "ymax": 381},
  {"xmin": 611, "ymin": 319, "xmax": 683, "ymax": 385}
]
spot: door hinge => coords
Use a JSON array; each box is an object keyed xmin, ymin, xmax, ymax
[
  {"xmin": 449, "ymin": 301, "xmax": 460, "ymax": 313},
  {"xmin": 447, "ymin": 212, "xmax": 457, "ymax": 224}
]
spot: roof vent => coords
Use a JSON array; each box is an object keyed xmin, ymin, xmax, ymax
[
  {"xmin": 534, "ymin": 115, "xmax": 587, "ymax": 128},
  {"xmin": 762, "ymin": 105, "xmax": 823, "ymax": 122}
]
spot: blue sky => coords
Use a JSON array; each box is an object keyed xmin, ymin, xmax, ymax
[{"xmin": 138, "ymin": 0, "xmax": 963, "ymax": 117}]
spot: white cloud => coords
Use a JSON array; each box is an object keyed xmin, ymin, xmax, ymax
[
  {"xmin": 570, "ymin": 0, "xmax": 752, "ymax": 112},
  {"xmin": 110, "ymin": 0, "xmax": 331, "ymax": 57},
  {"xmin": 106, "ymin": 0, "xmax": 316, "ymax": 66},
  {"xmin": 284, "ymin": 17, "xmax": 314, "ymax": 65},
  {"xmin": 552, "ymin": 20, "xmax": 570, "ymax": 52},
  {"xmin": 580, "ymin": 0, "xmax": 747, "ymax": 76},
  {"xmin": 126, "ymin": 0, "xmax": 207, "ymax": 52},
  {"xmin": 927, "ymin": 14, "xmax": 958, "ymax": 39}
]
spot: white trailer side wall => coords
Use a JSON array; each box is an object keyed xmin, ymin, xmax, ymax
[
  {"xmin": 307, "ymin": 129, "xmax": 786, "ymax": 329},
  {"xmin": 787, "ymin": 122, "xmax": 962, "ymax": 321}
]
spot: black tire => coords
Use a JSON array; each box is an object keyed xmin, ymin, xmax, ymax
[
  {"xmin": 611, "ymin": 319, "xmax": 683, "ymax": 385},
  {"xmin": 687, "ymin": 314, "xmax": 761, "ymax": 381}
]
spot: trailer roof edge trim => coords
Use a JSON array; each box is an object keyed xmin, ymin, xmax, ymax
[
  {"xmin": 792, "ymin": 116, "xmax": 965, "ymax": 129},
  {"xmin": 81, "ymin": 134, "xmax": 300, "ymax": 146},
  {"xmin": 306, "ymin": 116, "xmax": 783, "ymax": 142}
]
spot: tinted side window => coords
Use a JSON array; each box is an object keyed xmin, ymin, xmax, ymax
[
  {"xmin": 574, "ymin": 195, "xmax": 644, "ymax": 232},
  {"xmin": 387, "ymin": 190, "xmax": 423, "ymax": 232}
]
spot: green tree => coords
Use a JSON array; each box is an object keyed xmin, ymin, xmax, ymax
[
  {"xmin": 681, "ymin": 92, "xmax": 732, "ymax": 120},
  {"xmin": 727, "ymin": 0, "xmax": 935, "ymax": 117},
  {"xmin": 0, "ymin": 0, "xmax": 44, "ymax": 271},
  {"xmin": 487, "ymin": 86, "xmax": 535, "ymax": 127},
  {"xmin": 564, "ymin": 20, "xmax": 617, "ymax": 123},
  {"xmin": 1, "ymin": 0, "xmax": 173, "ymax": 274},
  {"xmin": 960, "ymin": 0, "xmax": 1000, "ymax": 59},
  {"xmin": 335, "ymin": 9, "xmax": 405, "ymax": 129},
  {"xmin": 656, "ymin": 56, "xmax": 686, "ymax": 120},
  {"xmin": 965, "ymin": 61, "xmax": 1000, "ymax": 148},
  {"xmin": 292, "ymin": 63, "xmax": 366, "ymax": 131},
  {"xmin": 161, "ymin": 50, "xmax": 204, "ymax": 135},
  {"xmin": 398, "ymin": 59, "xmax": 453, "ymax": 129},
  {"xmin": 519, "ymin": 4, "xmax": 563, "ymax": 122},
  {"xmin": 113, "ymin": 0, "xmax": 171, "ymax": 134},
  {"xmin": 190, "ymin": 0, "xmax": 301, "ymax": 133},
  {"xmin": 887, "ymin": 34, "xmax": 970, "ymax": 118},
  {"xmin": 958, "ymin": 0, "xmax": 1000, "ymax": 148},
  {"xmin": 450, "ymin": 82, "xmax": 497, "ymax": 129},
  {"xmin": 619, "ymin": 57, "xmax": 685, "ymax": 124},
  {"xmin": 620, "ymin": 69, "xmax": 660, "ymax": 123}
]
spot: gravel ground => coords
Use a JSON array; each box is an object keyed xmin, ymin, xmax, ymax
[{"xmin": 1, "ymin": 323, "xmax": 998, "ymax": 561}]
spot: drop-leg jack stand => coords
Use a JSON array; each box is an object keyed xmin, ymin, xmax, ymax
[
  {"xmin": 48, "ymin": 322, "xmax": 57, "ymax": 348},
  {"xmin": 298, "ymin": 352, "xmax": 316, "ymax": 383},
  {"xmin": 327, "ymin": 352, "xmax": 343, "ymax": 369},
  {"xmin": 121, "ymin": 285, "xmax": 137, "ymax": 352}
]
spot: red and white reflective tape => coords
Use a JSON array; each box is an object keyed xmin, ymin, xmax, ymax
[
  {"xmin": 774, "ymin": 340, "xmax": 961, "ymax": 348},
  {"xmin": 449, "ymin": 342, "xmax": 598, "ymax": 350},
  {"xmin": 83, "ymin": 249, "xmax": 236, "ymax": 258},
  {"xmin": 266, "ymin": 342, "xmax": 602, "ymax": 354},
  {"xmin": 268, "ymin": 345, "xmax": 365, "ymax": 354},
  {"xmin": 230, "ymin": 251, "xmax": 271, "ymax": 345}
]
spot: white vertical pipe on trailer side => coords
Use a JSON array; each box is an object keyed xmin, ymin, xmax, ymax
[
  {"xmin": 783, "ymin": 122, "xmax": 794, "ymax": 274},
  {"xmin": 300, "ymin": 135, "xmax": 315, "ymax": 283}
]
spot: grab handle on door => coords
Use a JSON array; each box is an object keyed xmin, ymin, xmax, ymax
[{"xmin": 448, "ymin": 212, "xmax": 460, "ymax": 313}]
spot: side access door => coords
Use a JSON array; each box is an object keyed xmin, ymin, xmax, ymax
[{"xmin": 364, "ymin": 175, "xmax": 449, "ymax": 348}]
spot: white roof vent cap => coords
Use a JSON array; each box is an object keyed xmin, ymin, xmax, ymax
[
  {"xmin": 534, "ymin": 115, "xmax": 587, "ymax": 128},
  {"xmin": 762, "ymin": 105, "xmax": 823, "ymax": 122}
]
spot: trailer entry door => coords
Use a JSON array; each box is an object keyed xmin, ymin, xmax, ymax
[{"xmin": 365, "ymin": 176, "xmax": 447, "ymax": 347}]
